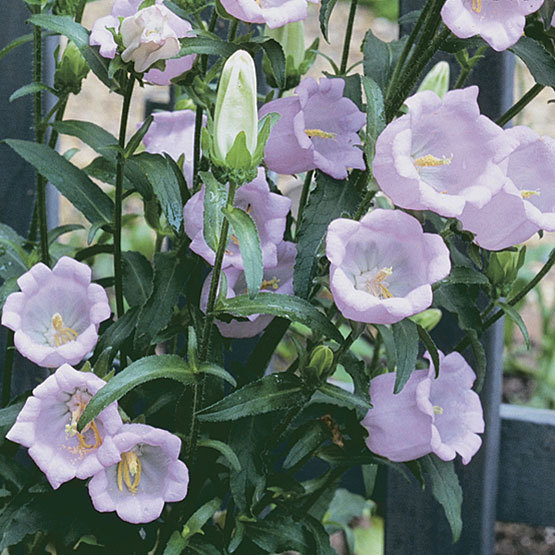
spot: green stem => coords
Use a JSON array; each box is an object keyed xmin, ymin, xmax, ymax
[
  {"xmin": 2, "ymin": 331, "xmax": 15, "ymax": 407},
  {"xmin": 353, "ymin": 188, "xmax": 376, "ymax": 221},
  {"xmin": 228, "ymin": 19, "xmax": 239, "ymax": 42},
  {"xmin": 385, "ymin": 0, "xmax": 433, "ymax": 99},
  {"xmin": 114, "ymin": 77, "xmax": 135, "ymax": 320},
  {"xmin": 495, "ymin": 83, "xmax": 544, "ymax": 128},
  {"xmin": 368, "ymin": 328, "xmax": 382, "ymax": 376},
  {"xmin": 75, "ymin": 0, "xmax": 87, "ymax": 23},
  {"xmin": 33, "ymin": 14, "xmax": 49, "ymax": 265},
  {"xmin": 455, "ymin": 248, "xmax": 555, "ymax": 353},
  {"xmin": 295, "ymin": 170, "xmax": 314, "ymax": 236},
  {"xmin": 192, "ymin": 104, "xmax": 203, "ymax": 189},
  {"xmin": 453, "ymin": 46, "xmax": 487, "ymax": 89},
  {"xmin": 340, "ymin": 0, "xmax": 358, "ymax": 75}
]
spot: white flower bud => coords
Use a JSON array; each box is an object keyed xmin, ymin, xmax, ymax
[{"xmin": 418, "ymin": 61, "xmax": 450, "ymax": 98}]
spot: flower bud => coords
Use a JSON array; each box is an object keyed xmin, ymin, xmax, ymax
[
  {"xmin": 212, "ymin": 50, "xmax": 258, "ymax": 169},
  {"xmin": 486, "ymin": 247, "xmax": 526, "ymax": 295},
  {"xmin": 54, "ymin": 41, "xmax": 90, "ymax": 95},
  {"xmin": 410, "ymin": 308, "xmax": 443, "ymax": 332},
  {"xmin": 307, "ymin": 345, "xmax": 334, "ymax": 379},
  {"xmin": 266, "ymin": 21, "xmax": 305, "ymax": 73},
  {"xmin": 120, "ymin": 5, "xmax": 181, "ymax": 73},
  {"xmin": 417, "ymin": 61, "xmax": 450, "ymax": 98}
]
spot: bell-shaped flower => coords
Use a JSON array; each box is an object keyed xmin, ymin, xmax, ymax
[
  {"xmin": 6, "ymin": 364, "xmax": 123, "ymax": 489},
  {"xmin": 211, "ymin": 50, "xmax": 259, "ymax": 170},
  {"xmin": 373, "ymin": 87, "xmax": 516, "ymax": 218},
  {"xmin": 88, "ymin": 423, "xmax": 189, "ymax": 524},
  {"xmin": 183, "ymin": 168, "xmax": 291, "ymax": 270},
  {"xmin": 89, "ymin": 0, "xmax": 195, "ymax": 85},
  {"xmin": 201, "ymin": 241, "xmax": 296, "ymax": 338},
  {"xmin": 361, "ymin": 351, "xmax": 484, "ymax": 464},
  {"xmin": 2, "ymin": 257, "xmax": 111, "ymax": 368},
  {"xmin": 326, "ymin": 209, "xmax": 451, "ymax": 325},
  {"xmin": 220, "ymin": 0, "xmax": 318, "ymax": 29},
  {"xmin": 142, "ymin": 109, "xmax": 205, "ymax": 188},
  {"xmin": 259, "ymin": 77, "xmax": 366, "ymax": 179},
  {"xmin": 441, "ymin": 0, "xmax": 544, "ymax": 52}
]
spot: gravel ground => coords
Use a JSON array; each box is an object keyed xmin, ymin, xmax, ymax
[{"xmin": 58, "ymin": 3, "xmax": 554, "ymax": 554}]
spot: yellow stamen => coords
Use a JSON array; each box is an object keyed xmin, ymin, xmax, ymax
[
  {"xmin": 231, "ymin": 235, "xmax": 240, "ymax": 246},
  {"xmin": 305, "ymin": 129, "xmax": 337, "ymax": 140},
  {"xmin": 472, "ymin": 0, "xmax": 481, "ymax": 13},
  {"xmin": 117, "ymin": 451, "xmax": 142, "ymax": 494},
  {"xmin": 521, "ymin": 190, "xmax": 540, "ymax": 199},
  {"xmin": 64, "ymin": 397, "xmax": 102, "ymax": 456},
  {"xmin": 366, "ymin": 267, "xmax": 394, "ymax": 299},
  {"xmin": 414, "ymin": 154, "xmax": 453, "ymax": 168},
  {"xmin": 261, "ymin": 277, "xmax": 280, "ymax": 290},
  {"xmin": 51, "ymin": 313, "xmax": 78, "ymax": 347},
  {"xmin": 434, "ymin": 405, "xmax": 444, "ymax": 415}
]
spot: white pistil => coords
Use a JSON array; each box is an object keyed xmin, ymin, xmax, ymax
[
  {"xmin": 414, "ymin": 153, "xmax": 453, "ymax": 168},
  {"xmin": 118, "ymin": 451, "xmax": 142, "ymax": 494},
  {"xmin": 305, "ymin": 128, "xmax": 337, "ymax": 140},
  {"xmin": 51, "ymin": 313, "xmax": 78, "ymax": 347}
]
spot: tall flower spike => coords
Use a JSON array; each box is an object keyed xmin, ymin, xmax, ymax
[
  {"xmin": 2, "ymin": 257, "xmax": 111, "ymax": 368},
  {"xmin": 326, "ymin": 209, "xmax": 451, "ymax": 325},
  {"xmin": 88, "ymin": 423, "xmax": 189, "ymax": 524},
  {"xmin": 6, "ymin": 364, "xmax": 123, "ymax": 489},
  {"xmin": 361, "ymin": 351, "xmax": 485, "ymax": 464}
]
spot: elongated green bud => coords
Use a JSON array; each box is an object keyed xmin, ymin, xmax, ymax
[
  {"xmin": 266, "ymin": 21, "xmax": 305, "ymax": 71},
  {"xmin": 213, "ymin": 50, "xmax": 258, "ymax": 168},
  {"xmin": 54, "ymin": 41, "xmax": 89, "ymax": 95},
  {"xmin": 418, "ymin": 61, "xmax": 450, "ymax": 98},
  {"xmin": 486, "ymin": 247, "xmax": 526, "ymax": 295},
  {"xmin": 410, "ymin": 308, "xmax": 442, "ymax": 331},
  {"xmin": 306, "ymin": 345, "xmax": 334, "ymax": 380}
]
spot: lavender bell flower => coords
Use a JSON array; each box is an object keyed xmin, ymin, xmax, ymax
[
  {"xmin": 220, "ymin": 0, "xmax": 319, "ymax": 29},
  {"xmin": 88, "ymin": 423, "xmax": 189, "ymax": 524},
  {"xmin": 326, "ymin": 209, "xmax": 451, "ymax": 325},
  {"xmin": 361, "ymin": 351, "xmax": 484, "ymax": 464},
  {"xmin": 201, "ymin": 241, "xmax": 296, "ymax": 338},
  {"xmin": 90, "ymin": 0, "xmax": 195, "ymax": 85},
  {"xmin": 142, "ymin": 110, "xmax": 205, "ymax": 188},
  {"xmin": 441, "ymin": 0, "xmax": 545, "ymax": 52},
  {"xmin": 6, "ymin": 364, "xmax": 123, "ymax": 489},
  {"xmin": 373, "ymin": 87, "xmax": 516, "ymax": 218},
  {"xmin": 2, "ymin": 257, "xmax": 111, "ymax": 368},
  {"xmin": 259, "ymin": 77, "xmax": 366, "ymax": 179},
  {"xmin": 183, "ymin": 168, "xmax": 291, "ymax": 270}
]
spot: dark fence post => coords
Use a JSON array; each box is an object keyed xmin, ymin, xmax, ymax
[
  {"xmin": 383, "ymin": 2, "xmax": 514, "ymax": 553},
  {"xmin": 0, "ymin": 4, "xmax": 56, "ymax": 398}
]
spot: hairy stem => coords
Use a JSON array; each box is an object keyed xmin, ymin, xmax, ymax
[
  {"xmin": 453, "ymin": 46, "xmax": 487, "ymax": 89},
  {"xmin": 340, "ymin": 0, "xmax": 359, "ymax": 75},
  {"xmin": 295, "ymin": 170, "xmax": 314, "ymax": 236},
  {"xmin": 496, "ymin": 83, "xmax": 545, "ymax": 128}
]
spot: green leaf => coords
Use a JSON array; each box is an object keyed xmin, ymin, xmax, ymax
[
  {"xmin": 283, "ymin": 421, "xmax": 328, "ymax": 470},
  {"xmin": 133, "ymin": 252, "xmax": 187, "ymax": 353},
  {"xmin": 47, "ymin": 223, "xmax": 84, "ymax": 244},
  {"xmin": 29, "ymin": 14, "xmax": 117, "ymax": 90},
  {"xmin": 124, "ymin": 115, "xmax": 153, "ymax": 158},
  {"xmin": 467, "ymin": 329, "xmax": 487, "ymax": 393},
  {"xmin": 225, "ymin": 131, "xmax": 252, "ymax": 170},
  {"xmin": 214, "ymin": 293, "xmax": 344, "ymax": 344},
  {"xmin": 302, "ymin": 515, "xmax": 335, "ymax": 555},
  {"xmin": 434, "ymin": 284, "xmax": 482, "ymax": 332},
  {"xmin": 181, "ymin": 497, "xmax": 222, "ymax": 541},
  {"xmin": 392, "ymin": 319, "xmax": 419, "ymax": 393},
  {"xmin": 319, "ymin": 0, "xmax": 338, "ymax": 42},
  {"xmin": 197, "ymin": 373, "xmax": 306, "ymax": 422},
  {"xmin": 201, "ymin": 171, "xmax": 227, "ymax": 252},
  {"xmin": 294, "ymin": 171, "xmax": 359, "ymax": 299},
  {"xmin": 52, "ymin": 120, "xmax": 118, "ymax": 160},
  {"xmin": 444, "ymin": 266, "xmax": 490, "ymax": 287},
  {"xmin": 362, "ymin": 30, "xmax": 407, "ymax": 93},
  {"xmin": 224, "ymin": 206, "xmax": 263, "ymax": 299},
  {"xmin": 0, "ymin": 33, "xmax": 33, "ymax": 62},
  {"xmin": 121, "ymin": 251, "xmax": 153, "ymax": 308},
  {"xmin": 375, "ymin": 324, "xmax": 396, "ymax": 373},
  {"xmin": 421, "ymin": 455, "xmax": 463, "ymax": 542},
  {"xmin": 95, "ymin": 310, "xmax": 140, "ymax": 364},
  {"xmin": 0, "ymin": 223, "xmax": 29, "ymax": 280},
  {"xmin": 134, "ymin": 152, "xmax": 183, "ymax": 232},
  {"xmin": 259, "ymin": 38, "xmax": 286, "ymax": 89},
  {"xmin": 245, "ymin": 513, "xmax": 312, "ymax": 553},
  {"xmin": 509, "ymin": 36, "xmax": 555, "ymax": 87},
  {"xmin": 314, "ymin": 383, "xmax": 371, "ymax": 412},
  {"xmin": 198, "ymin": 439, "xmax": 241, "ymax": 472},
  {"xmin": 9, "ymin": 82, "xmax": 57, "ymax": 102},
  {"xmin": 4, "ymin": 139, "xmax": 113, "ymax": 225},
  {"xmin": 0, "ymin": 278, "xmax": 19, "ymax": 312},
  {"xmin": 78, "ymin": 355, "xmax": 196, "ymax": 431},
  {"xmin": 198, "ymin": 362, "xmax": 237, "ymax": 387},
  {"xmin": 177, "ymin": 35, "xmax": 237, "ymax": 58},
  {"xmin": 361, "ymin": 76, "xmax": 386, "ymax": 166},
  {"xmin": 416, "ymin": 324, "xmax": 440, "ymax": 377},
  {"xmin": 496, "ymin": 300, "xmax": 530, "ymax": 350},
  {"xmin": 0, "ymin": 402, "xmax": 25, "ymax": 444}
]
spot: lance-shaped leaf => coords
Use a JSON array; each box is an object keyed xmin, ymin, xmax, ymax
[
  {"xmin": 201, "ymin": 171, "xmax": 227, "ymax": 252},
  {"xmin": 509, "ymin": 37, "xmax": 555, "ymax": 88},
  {"xmin": 313, "ymin": 383, "xmax": 371, "ymax": 413},
  {"xmin": 197, "ymin": 439, "xmax": 241, "ymax": 472},
  {"xmin": 198, "ymin": 373, "xmax": 307, "ymax": 422},
  {"xmin": 223, "ymin": 206, "xmax": 263, "ymax": 299},
  {"xmin": 121, "ymin": 251, "xmax": 153, "ymax": 308},
  {"xmin": 392, "ymin": 318, "xmax": 419, "ymax": 394},
  {"xmin": 214, "ymin": 293, "xmax": 344, "ymax": 343},
  {"xmin": 78, "ymin": 355, "xmax": 197, "ymax": 431},
  {"xmin": 319, "ymin": 0, "xmax": 338, "ymax": 42},
  {"xmin": 362, "ymin": 30, "xmax": 407, "ymax": 93},
  {"xmin": 4, "ymin": 140, "xmax": 113, "ymax": 226},
  {"xmin": 361, "ymin": 76, "xmax": 385, "ymax": 166},
  {"xmin": 0, "ymin": 224, "xmax": 29, "ymax": 281}
]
